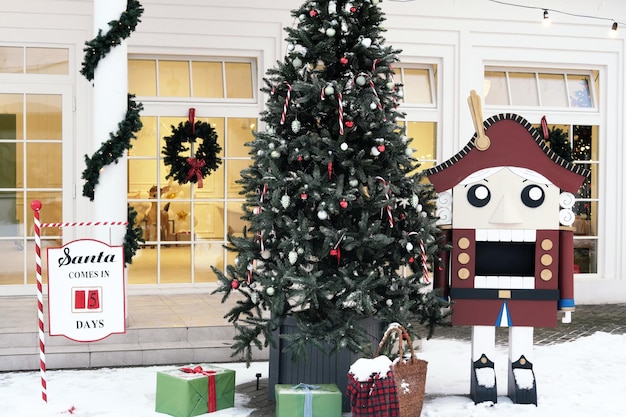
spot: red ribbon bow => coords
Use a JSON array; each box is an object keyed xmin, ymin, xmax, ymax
[
  {"xmin": 181, "ymin": 366, "xmax": 217, "ymax": 412},
  {"xmin": 185, "ymin": 157, "xmax": 206, "ymax": 188}
]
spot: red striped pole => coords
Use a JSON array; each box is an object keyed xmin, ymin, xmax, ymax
[
  {"xmin": 30, "ymin": 200, "xmax": 47, "ymax": 403},
  {"xmin": 41, "ymin": 221, "xmax": 128, "ymax": 228}
]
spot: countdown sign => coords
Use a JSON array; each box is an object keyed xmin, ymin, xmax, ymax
[{"xmin": 47, "ymin": 239, "xmax": 125, "ymax": 342}]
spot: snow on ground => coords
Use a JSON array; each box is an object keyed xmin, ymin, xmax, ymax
[{"xmin": 1, "ymin": 332, "xmax": 624, "ymax": 416}]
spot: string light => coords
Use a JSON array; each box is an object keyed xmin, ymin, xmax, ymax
[
  {"xmin": 543, "ymin": 9, "xmax": 551, "ymax": 26},
  {"xmin": 487, "ymin": 0, "xmax": 625, "ymax": 35}
]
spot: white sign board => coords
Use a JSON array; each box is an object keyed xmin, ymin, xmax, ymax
[{"xmin": 47, "ymin": 239, "xmax": 125, "ymax": 342}]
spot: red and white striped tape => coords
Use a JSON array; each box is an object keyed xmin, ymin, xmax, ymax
[{"xmin": 41, "ymin": 221, "xmax": 128, "ymax": 228}]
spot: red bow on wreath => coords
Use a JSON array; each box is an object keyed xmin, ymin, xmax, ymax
[{"xmin": 185, "ymin": 157, "xmax": 206, "ymax": 188}]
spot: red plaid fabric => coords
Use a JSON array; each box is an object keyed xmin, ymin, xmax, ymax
[{"xmin": 347, "ymin": 371, "xmax": 399, "ymax": 417}]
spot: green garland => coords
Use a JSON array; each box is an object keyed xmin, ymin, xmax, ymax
[
  {"xmin": 124, "ymin": 203, "xmax": 144, "ymax": 264},
  {"xmin": 163, "ymin": 121, "xmax": 222, "ymax": 186},
  {"xmin": 80, "ymin": 0, "xmax": 145, "ymax": 265},
  {"xmin": 81, "ymin": 95, "xmax": 143, "ymax": 200},
  {"xmin": 81, "ymin": 0, "xmax": 144, "ymax": 82}
]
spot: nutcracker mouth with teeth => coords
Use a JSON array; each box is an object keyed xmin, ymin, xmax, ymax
[{"xmin": 425, "ymin": 91, "xmax": 589, "ymax": 405}]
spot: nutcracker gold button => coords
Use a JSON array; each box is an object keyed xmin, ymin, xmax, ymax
[
  {"xmin": 541, "ymin": 254, "xmax": 553, "ymax": 266},
  {"xmin": 458, "ymin": 253, "xmax": 470, "ymax": 265},
  {"xmin": 540, "ymin": 269, "xmax": 552, "ymax": 281},
  {"xmin": 458, "ymin": 237, "xmax": 470, "ymax": 249},
  {"xmin": 458, "ymin": 268, "xmax": 470, "ymax": 280},
  {"xmin": 541, "ymin": 239, "xmax": 553, "ymax": 251}
]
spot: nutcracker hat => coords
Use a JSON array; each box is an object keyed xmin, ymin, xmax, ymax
[{"xmin": 424, "ymin": 113, "xmax": 589, "ymax": 193}]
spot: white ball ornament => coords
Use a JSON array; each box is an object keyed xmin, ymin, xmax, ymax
[
  {"xmin": 340, "ymin": 142, "xmax": 348, "ymax": 151},
  {"xmin": 261, "ymin": 250, "xmax": 271, "ymax": 259},
  {"xmin": 317, "ymin": 209, "xmax": 329, "ymax": 220},
  {"xmin": 297, "ymin": 247, "xmax": 304, "ymax": 254},
  {"xmin": 406, "ymin": 242, "xmax": 414, "ymax": 251},
  {"xmin": 386, "ymin": 299, "xmax": 393, "ymax": 307},
  {"xmin": 292, "ymin": 57, "xmax": 302, "ymax": 68},
  {"xmin": 356, "ymin": 75, "xmax": 366, "ymax": 86},
  {"xmin": 386, "ymin": 81, "xmax": 395, "ymax": 90},
  {"xmin": 270, "ymin": 150, "xmax": 281, "ymax": 159},
  {"xmin": 405, "ymin": 148, "xmax": 413, "ymax": 156},
  {"xmin": 371, "ymin": 146, "xmax": 381, "ymax": 156},
  {"xmin": 266, "ymin": 287, "xmax": 275, "ymax": 296},
  {"xmin": 326, "ymin": 28, "xmax": 336, "ymax": 37},
  {"xmin": 349, "ymin": 179, "xmax": 359, "ymax": 187},
  {"xmin": 287, "ymin": 44, "xmax": 295, "ymax": 52},
  {"xmin": 361, "ymin": 37, "xmax": 372, "ymax": 48},
  {"xmin": 257, "ymin": 150, "xmax": 264, "ymax": 156},
  {"xmin": 372, "ymin": 0, "xmax": 379, "ymax": 4},
  {"xmin": 324, "ymin": 85, "xmax": 335, "ymax": 96},
  {"xmin": 370, "ymin": 102, "xmax": 377, "ymax": 110},
  {"xmin": 299, "ymin": 14, "xmax": 306, "ymax": 21}
]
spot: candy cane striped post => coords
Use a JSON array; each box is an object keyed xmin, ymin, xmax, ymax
[
  {"xmin": 420, "ymin": 239, "xmax": 430, "ymax": 284},
  {"xmin": 30, "ymin": 200, "xmax": 47, "ymax": 403},
  {"xmin": 30, "ymin": 201, "xmax": 129, "ymax": 404}
]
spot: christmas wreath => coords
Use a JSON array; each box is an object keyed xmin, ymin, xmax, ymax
[{"xmin": 162, "ymin": 109, "xmax": 222, "ymax": 188}]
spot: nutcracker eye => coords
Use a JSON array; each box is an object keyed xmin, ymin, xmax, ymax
[
  {"xmin": 467, "ymin": 184, "xmax": 491, "ymax": 207},
  {"xmin": 521, "ymin": 184, "xmax": 545, "ymax": 208}
]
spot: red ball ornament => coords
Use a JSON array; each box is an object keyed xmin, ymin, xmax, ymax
[
  {"xmin": 350, "ymin": 6, "xmax": 357, "ymax": 13},
  {"xmin": 297, "ymin": 155, "xmax": 303, "ymax": 161},
  {"xmin": 309, "ymin": 9, "xmax": 318, "ymax": 17},
  {"xmin": 301, "ymin": 193, "xmax": 308, "ymax": 200},
  {"xmin": 345, "ymin": 120, "xmax": 354, "ymax": 128},
  {"xmin": 340, "ymin": 200, "xmax": 348, "ymax": 209},
  {"xmin": 330, "ymin": 249, "xmax": 338, "ymax": 256},
  {"xmin": 377, "ymin": 144, "xmax": 385, "ymax": 152},
  {"xmin": 340, "ymin": 56, "xmax": 349, "ymax": 65},
  {"xmin": 231, "ymin": 280, "xmax": 240, "ymax": 289},
  {"xmin": 409, "ymin": 256, "xmax": 415, "ymax": 263}
]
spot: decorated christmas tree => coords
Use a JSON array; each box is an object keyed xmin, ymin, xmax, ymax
[{"xmin": 212, "ymin": 0, "xmax": 448, "ymax": 362}]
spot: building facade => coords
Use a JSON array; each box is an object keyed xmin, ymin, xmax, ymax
[{"xmin": 1, "ymin": 0, "xmax": 624, "ymax": 303}]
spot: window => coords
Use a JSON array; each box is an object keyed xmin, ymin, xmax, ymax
[
  {"xmin": 486, "ymin": 66, "xmax": 600, "ymax": 275},
  {"xmin": 127, "ymin": 57, "xmax": 257, "ymax": 284},
  {"xmin": 129, "ymin": 58, "xmax": 255, "ymax": 99},
  {"xmin": 396, "ymin": 64, "xmax": 438, "ymax": 173},
  {"xmin": 0, "ymin": 46, "xmax": 70, "ymax": 288},
  {"xmin": 0, "ymin": 46, "xmax": 69, "ymax": 75},
  {"xmin": 396, "ymin": 65, "xmax": 437, "ymax": 107},
  {"xmin": 484, "ymin": 68, "xmax": 597, "ymax": 109}
]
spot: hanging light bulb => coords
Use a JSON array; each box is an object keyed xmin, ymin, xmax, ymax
[
  {"xmin": 543, "ymin": 9, "xmax": 551, "ymax": 26},
  {"xmin": 610, "ymin": 21, "xmax": 618, "ymax": 38}
]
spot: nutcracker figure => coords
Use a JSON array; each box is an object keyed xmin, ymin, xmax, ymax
[{"xmin": 425, "ymin": 91, "xmax": 589, "ymax": 405}]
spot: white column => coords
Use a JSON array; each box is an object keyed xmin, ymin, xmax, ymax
[{"xmin": 92, "ymin": 0, "xmax": 128, "ymax": 245}]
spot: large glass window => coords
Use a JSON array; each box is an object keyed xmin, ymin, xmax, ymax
[
  {"xmin": 127, "ymin": 57, "xmax": 256, "ymax": 285},
  {"xmin": 486, "ymin": 66, "xmax": 601, "ymax": 275},
  {"xmin": 0, "ymin": 92, "xmax": 65, "ymax": 286},
  {"xmin": 0, "ymin": 46, "xmax": 69, "ymax": 75}
]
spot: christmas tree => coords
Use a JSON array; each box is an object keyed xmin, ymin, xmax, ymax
[{"xmin": 212, "ymin": 0, "xmax": 448, "ymax": 363}]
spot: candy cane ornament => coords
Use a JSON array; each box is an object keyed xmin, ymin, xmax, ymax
[{"xmin": 280, "ymin": 83, "xmax": 292, "ymax": 125}]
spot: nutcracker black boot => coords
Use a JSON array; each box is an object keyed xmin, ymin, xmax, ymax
[
  {"xmin": 470, "ymin": 353, "xmax": 498, "ymax": 404},
  {"xmin": 508, "ymin": 355, "xmax": 537, "ymax": 405}
]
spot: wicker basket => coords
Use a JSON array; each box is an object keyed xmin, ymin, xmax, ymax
[{"xmin": 375, "ymin": 325, "xmax": 428, "ymax": 417}]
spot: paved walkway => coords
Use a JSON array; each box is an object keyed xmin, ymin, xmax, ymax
[{"xmin": 236, "ymin": 303, "xmax": 626, "ymax": 417}]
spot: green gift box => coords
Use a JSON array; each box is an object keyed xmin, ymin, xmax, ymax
[
  {"xmin": 155, "ymin": 364, "xmax": 235, "ymax": 417},
  {"xmin": 275, "ymin": 383, "xmax": 342, "ymax": 417}
]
